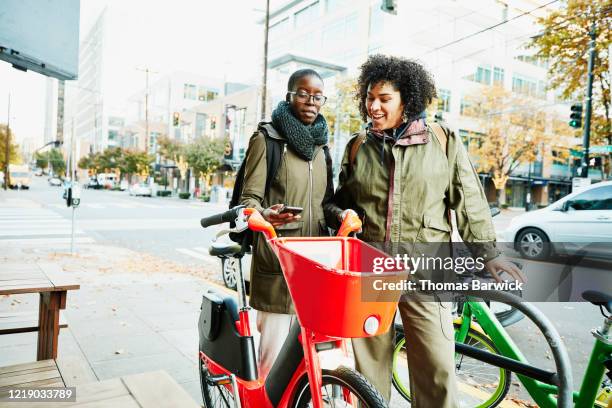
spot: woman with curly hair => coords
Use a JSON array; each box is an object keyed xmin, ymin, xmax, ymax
[{"xmin": 325, "ymin": 55, "xmax": 524, "ymax": 406}]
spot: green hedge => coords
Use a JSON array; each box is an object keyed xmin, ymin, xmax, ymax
[
  {"xmin": 156, "ymin": 190, "xmax": 171, "ymax": 197},
  {"xmin": 178, "ymin": 192, "xmax": 191, "ymax": 199}
]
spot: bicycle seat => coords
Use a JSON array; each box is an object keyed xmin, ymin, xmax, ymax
[
  {"xmin": 209, "ymin": 242, "xmax": 242, "ymax": 257},
  {"xmin": 582, "ymin": 290, "xmax": 612, "ymax": 314}
]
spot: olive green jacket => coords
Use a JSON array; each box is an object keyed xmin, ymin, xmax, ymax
[
  {"xmin": 240, "ymin": 124, "xmax": 332, "ymax": 314},
  {"xmin": 325, "ymin": 124, "xmax": 499, "ymax": 261}
]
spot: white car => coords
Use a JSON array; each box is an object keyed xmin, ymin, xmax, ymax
[
  {"xmin": 129, "ymin": 183, "xmax": 152, "ymax": 197},
  {"xmin": 504, "ymin": 181, "xmax": 612, "ymax": 260},
  {"xmin": 48, "ymin": 177, "xmax": 62, "ymax": 187}
]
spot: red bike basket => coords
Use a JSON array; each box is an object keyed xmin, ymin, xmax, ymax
[{"xmin": 270, "ymin": 237, "xmax": 407, "ymax": 338}]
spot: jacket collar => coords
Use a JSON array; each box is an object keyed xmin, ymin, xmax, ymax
[{"xmin": 367, "ymin": 119, "xmax": 429, "ymax": 147}]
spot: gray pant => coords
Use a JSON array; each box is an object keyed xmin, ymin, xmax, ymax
[{"xmin": 352, "ymin": 299, "xmax": 458, "ymax": 407}]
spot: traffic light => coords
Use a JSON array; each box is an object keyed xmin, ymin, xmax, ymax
[
  {"xmin": 569, "ymin": 103, "xmax": 583, "ymax": 129},
  {"xmin": 173, "ymin": 112, "xmax": 180, "ymax": 127},
  {"xmin": 381, "ymin": 0, "xmax": 397, "ymax": 14}
]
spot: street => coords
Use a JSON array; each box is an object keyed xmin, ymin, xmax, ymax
[{"xmin": 0, "ymin": 177, "xmax": 609, "ymax": 406}]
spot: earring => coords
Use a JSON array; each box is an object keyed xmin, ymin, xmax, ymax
[{"xmin": 402, "ymin": 112, "xmax": 408, "ymax": 122}]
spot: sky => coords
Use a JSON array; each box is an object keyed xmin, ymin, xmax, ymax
[{"xmin": 0, "ymin": 0, "xmax": 272, "ymax": 147}]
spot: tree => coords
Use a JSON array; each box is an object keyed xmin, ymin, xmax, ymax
[
  {"xmin": 77, "ymin": 152, "xmax": 103, "ymax": 174},
  {"xmin": 528, "ymin": 0, "xmax": 611, "ymax": 146},
  {"xmin": 157, "ymin": 136, "xmax": 182, "ymax": 162},
  {"xmin": 320, "ymin": 77, "xmax": 362, "ymax": 141},
  {"xmin": 183, "ymin": 137, "xmax": 224, "ymax": 188},
  {"xmin": 0, "ymin": 124, "xmax": 20, "ymax": 171},
  {"xmin": 464, "ymin": 85, "xmax": 574, "ymax": 204},
  {"xmin": 122, "ymin": 150, "xmax": 153, "ymax": 182},
  {"xmin": 47, "ymin": 148, "xmax": 66, "ymax": 175}
]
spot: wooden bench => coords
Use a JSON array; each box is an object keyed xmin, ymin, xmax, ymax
[
  {"xmin": 0, "ymin": 263, "xmax": 79, "ymax": 361},
  {"xmin": 0, "ymin": 311, "xmax": 68, "ymax": 335},
  {"xmin": 0, "ymin": 359, "xmax": 65, "ymax": 400}
]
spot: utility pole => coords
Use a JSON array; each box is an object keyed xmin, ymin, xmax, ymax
[
  {"xmin": 136, "ymin": 68, "xmax": 157, "ymax": 153},
  {"xmin": 4, "ymin": 93, "xmax": 10, "ymax": 190},
  {"xmin": 260, "ymin": 0, "xmax": 270, "ymax": 120},
  {"xmin": 580, "ymin": 18, "xmax": 596, "ymax": 178}
]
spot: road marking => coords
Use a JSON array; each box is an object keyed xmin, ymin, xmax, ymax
[
  {"xmin": 1, "ymin": 237, "xmax": 96, "ymax": 245},
  {"xmin": 0, "ymin": 229, "xmax": 85, "ymax": 237},
  {"xmin": 176, "ymin": 248, "xmax": 219, "ymax": 264},
  {"xmin": 84, "ymin": 203, "xmax": 105, "ymax": 209}
]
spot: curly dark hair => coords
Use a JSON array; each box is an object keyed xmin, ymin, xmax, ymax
[{"xmin": 356, "ymin": 54, "xmax": 437, "ymax": 122}]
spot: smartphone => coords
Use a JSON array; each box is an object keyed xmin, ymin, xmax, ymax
[{"xmin": 279, "ymin": 205, "xmax": 303, "ymax": 215}]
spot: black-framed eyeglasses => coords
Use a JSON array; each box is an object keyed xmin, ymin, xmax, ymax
[{"xmin": 287, "ymin": 91, "xmax": 327, "ymax": 106}]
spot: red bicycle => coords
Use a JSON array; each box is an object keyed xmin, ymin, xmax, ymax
[{"xmin": 198, "ymin": 206, "xmax": 407, "ymax": 408}]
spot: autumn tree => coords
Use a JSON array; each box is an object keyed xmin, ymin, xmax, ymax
[
  {"xmin": 528, "ymin": 0, "xmax": 611, "ymax": 148},
  {"xmin": 464, "ymin": 85, "xmax": 574, "ymax": 204},
  {"xmin": 157, "ymin": 135, "xmax": 182, "ymax": 163},
  {"xmin": 122, "ymin": 150, "xmax": 154, "ymax": 182},
  {"xmin": 0, "ymin": 124, "xmax": 20, "ymax": 171},
  {"xmin": 183, "ymin": 137, "xmax": 225, "ymax": 191},
  {"xmin": 321, "ymin": 77, "xmax": 362, "ymax": 142}
]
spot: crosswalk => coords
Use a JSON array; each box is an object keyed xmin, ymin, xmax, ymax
[
  {"xmin": 47, "ymin": 202, "xmax": 208, "ymax": 210},
  {"xmin": 0, "ymin": 207, "xmax": 95, "ymax": 247},
  {"xmin": 176, "ymin": 247, "xmax": 220, "ymax": 265}
]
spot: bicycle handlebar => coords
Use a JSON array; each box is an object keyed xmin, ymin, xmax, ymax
[{"xmin": 200, "ymin": 206, "xmax": 243, "ymax": 228}]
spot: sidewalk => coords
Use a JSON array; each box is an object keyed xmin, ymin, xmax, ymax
[{"xmin": 0, "ymin": 242, "xmax": 224, "ymax": 404}]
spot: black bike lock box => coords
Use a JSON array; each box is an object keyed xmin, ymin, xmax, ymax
[{"xmin": 199, "ymin": 291, "xmax": 223, "ymax": 341}]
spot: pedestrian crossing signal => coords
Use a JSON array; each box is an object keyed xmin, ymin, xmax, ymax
[{"xmin": 569, "ymin": 103, "xmax": 582, "ymax": 129}]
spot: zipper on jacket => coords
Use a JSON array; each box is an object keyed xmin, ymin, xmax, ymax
[{"xmin": 308, "ymin": 160, "xmax": 313, "ymax": 236}]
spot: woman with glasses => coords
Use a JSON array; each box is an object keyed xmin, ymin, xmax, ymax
[
  {"xmin": 325, "ymin": 55, "xmax": 525, "ymax": 406},
  {"xmin": 239, "ymin": 68, "xmax": 334, "ymax": 377}
]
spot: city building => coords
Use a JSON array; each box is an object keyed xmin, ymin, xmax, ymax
[
  {"xmin": 263, "ymin": 0, "xmax": 583, "ymax": 207},
  {"xmin": 125, "ymin": 71, "xmax": 224, "ymax": 152}
]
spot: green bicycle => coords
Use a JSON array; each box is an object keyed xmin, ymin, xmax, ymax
[{"xmin": 393, "ymin": 290, "xmax": 611, "ymax": 407}]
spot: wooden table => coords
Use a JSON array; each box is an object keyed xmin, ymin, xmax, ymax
[
  {"xmin": 0, "ymin": 363, "xmax": 200, "ymax": 407},
  {"xmin": 0, "ymin": 263, "xmax": 79, "ymax": 361}
]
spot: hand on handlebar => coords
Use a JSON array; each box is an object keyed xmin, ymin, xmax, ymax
[
  {"xmin": 485, "ymin": 257, "xmax": 527, "ymax": 283},
  {"xmin": 263, "ymin": 203, "xmax": 301, "ymax": 227}
]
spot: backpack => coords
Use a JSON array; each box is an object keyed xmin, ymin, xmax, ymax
[
  {"xmin": 228, "ymin": 123, "xmax": 285, "ymax": 245},
  {"xmin": 228, "ymin": 123, "xmax": 332, "ymax": 246}
]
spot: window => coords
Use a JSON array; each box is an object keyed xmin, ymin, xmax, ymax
[
  {"xmin": 460, "ymin": 97, "xmax": 475, "ymax": 116},
  {"xmin": 183, "ymin": 84, "xmax": 196, "ymax": 100},
  {"xmin": 493, "ymin": 67, "xmax": 504, "ymax": 86},
  {"xmin": 269, "ymin": 18, "xmax": 290, "ymax": 40},
  {"xmin": 475, "ymin": 66, "xmax": 491, "ymax": 85},
  {"xmin": 198, "ymin": 86, "xmax": 207, "ymax": 101},
  {"xmin": 207, "ymin": 91, "xmax": 218, "ymax": 101},
  {"xmin": 464, "ymin": 65, "xmax": 494, "ymax": 85},
  {"xmin": 512, "ymin": 75, "xmax": 538, "ymax": 97},
  {"xmin": 196, "ymin": 113, "xmax": 206, "ymax": 138},
  {"xmin": 108, "ymin": 130, "xmax": 118, "ymax": 141},
  {"xmin": 567, "ymin": 186, "xmax": 612, "ymax": 211},
  {"xmin": 322, "ymin": 13, "xmax": 358, "ymax": 54},
  {"xmin": 294, "ymin": 2, "xmax": 319, "ymax": 28},
  {"xmin": 437, "ymin": 89, "xmax": 451, "ymax": 113},
  {"xmin": 326, "ymin": 0, "xmax": 350, "ymax": 12}
]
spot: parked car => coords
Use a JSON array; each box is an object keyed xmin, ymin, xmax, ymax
[
  {"xmin": 34, "ymin": 168, "xmax": 43, "ymax": 176},
  {"xmin": 85, "ymin": 178, "xmax": 103, "ymax": 189},
  {"xmin": 48, "ymin": 177, "xmax": 62, "ymax": 187},
  {"xmin": 8, "ymin": 164, "xmax": 31, "ymax": 189},
  {"xmin": 504, "ymin": 180, "xmax": 612, "ymax": 260},
  {"xmin": 129, "ymin": 183, "xmax": 152, "ymax": 197}
]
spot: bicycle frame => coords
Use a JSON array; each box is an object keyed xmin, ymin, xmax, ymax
[
  {"xmin": 456, "ymin": 298, "xmax": 611, "ymax": 408},
  {"xmin": 199, "ymin": 208, "xmax": 366, "ymax": 408}
]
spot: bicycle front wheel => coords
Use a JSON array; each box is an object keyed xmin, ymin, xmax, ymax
[
  {"xmin": 392, "ymin": 324, "xmax": 511, "ymax": 408},
  {"xmin": 292, "ymin": 366, "xmax": 388, "ymax": 407}
]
